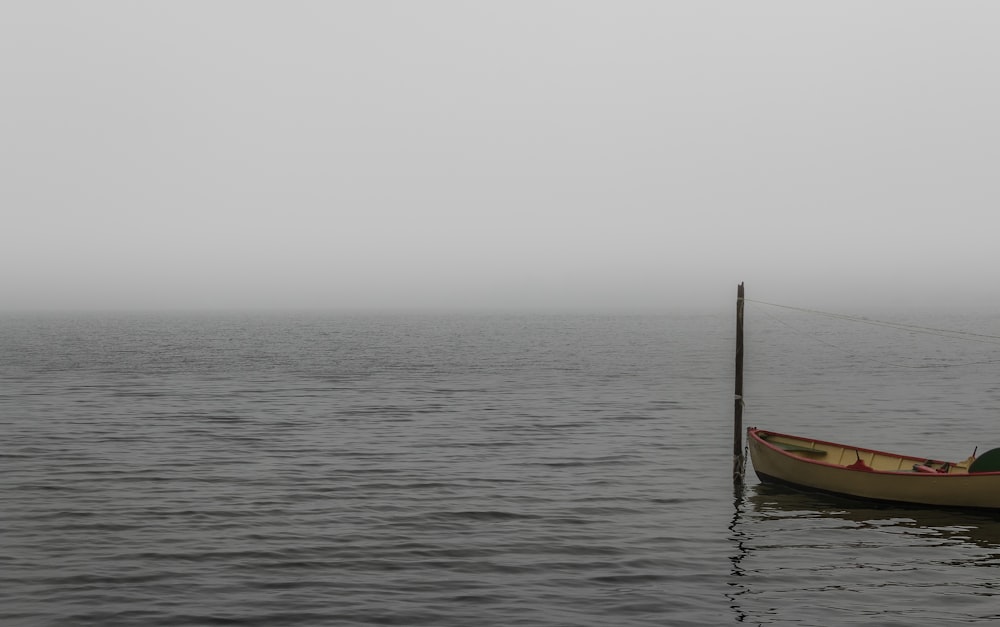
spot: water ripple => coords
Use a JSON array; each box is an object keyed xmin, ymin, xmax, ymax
[{"xmin": 4, "ymin": 312, "xmax": 1000, "ymax": 625}]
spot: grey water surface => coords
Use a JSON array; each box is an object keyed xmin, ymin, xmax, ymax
[{"xmin": 3, "ymin": 309, "xmax": 1000, "ymax": 626}]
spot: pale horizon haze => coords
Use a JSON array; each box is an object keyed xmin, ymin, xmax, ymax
[{"xmin": 3, "ymin": 2, "xmax": 998, "ymax": 312}]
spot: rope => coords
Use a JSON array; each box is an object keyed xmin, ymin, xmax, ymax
[
  {"xmin": 746, "ymin": 298, "xmax": 1000, "ymax": 345},
  {"xmin": 747, "ymin": 298, "xmax": 1000, "ymax": 369}
]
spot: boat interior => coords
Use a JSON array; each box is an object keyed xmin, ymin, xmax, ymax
[{"xmin": 756, "ymin": 430, "xmax": 981, "ymax": 475}]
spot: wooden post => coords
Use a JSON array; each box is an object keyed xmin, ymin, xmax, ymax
[{"xmin": 734, "ymin": 282, "xmax": 745, "ymax": 484}]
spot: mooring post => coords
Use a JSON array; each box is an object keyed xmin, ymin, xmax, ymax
[{"xmin": 734, "ymin": 282, "xmax": 745, "ymax": 484}]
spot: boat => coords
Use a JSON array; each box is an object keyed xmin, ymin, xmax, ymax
[{"xmin": 747, "ymin": 428, "xmax": 1000, "ymax": 510}]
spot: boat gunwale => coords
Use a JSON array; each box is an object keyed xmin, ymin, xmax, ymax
[{"xmin": 748, "ymin": 427, "xmax": 1000, "ymax": 477}]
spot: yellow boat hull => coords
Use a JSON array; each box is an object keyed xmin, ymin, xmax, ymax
[{"xmin": 748, "ymin": 428, "xmax": 1000, "ymax": 510}]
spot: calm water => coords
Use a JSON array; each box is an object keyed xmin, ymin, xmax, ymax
[{"xmin": 3, "ymin": 307, "xmax": 1000, "ymax": 626}]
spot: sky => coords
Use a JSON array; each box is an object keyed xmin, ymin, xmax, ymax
[{"xmin": 3, "ymin": 2, "xmax": 999, "ymax": 311}]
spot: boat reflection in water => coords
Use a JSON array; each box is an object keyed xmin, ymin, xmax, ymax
[
  {"xmin": 745, "ymin": 482, "xmax": 1000, "ymax": 548},
  {"xmin": 728, "ymin": 482, "xmax": 1000, "ymax": 625}
]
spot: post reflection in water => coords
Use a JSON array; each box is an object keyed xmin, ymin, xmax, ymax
[
  {"xmin": 727, "ymin": 482, "xmax": 1000, "ymax": 626},
  {"xmin": 727, "ymin": 485, "xmax": 751, "ymax": 624}
]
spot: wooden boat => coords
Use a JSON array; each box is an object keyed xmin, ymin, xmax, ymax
[{"xmin": 748, "ymin": 427, "xmax": 1000, "ymax": 510}]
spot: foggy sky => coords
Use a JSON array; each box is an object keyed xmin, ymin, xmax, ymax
[{"xmin": 3, "ymin": 2, "xmax": 999, "ymax": 311}]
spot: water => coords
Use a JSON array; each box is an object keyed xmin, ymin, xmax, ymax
[{"xmin": 2, "ymin": 307, "xmax": 1000, "ymax": 626}]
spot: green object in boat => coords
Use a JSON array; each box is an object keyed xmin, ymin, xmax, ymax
[{"xmin": 969, "ymin": 448, "xmax": 1000, "ymax": 473}]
